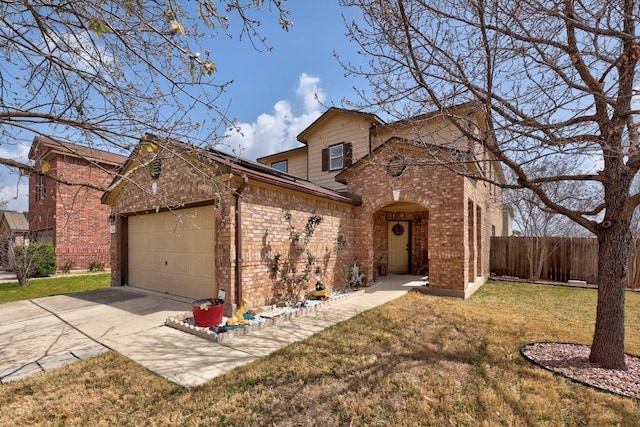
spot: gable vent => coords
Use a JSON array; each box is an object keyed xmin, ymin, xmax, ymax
[{"xmin": 386, "ymin": 155, "xmax": 407, "ymax": 177}]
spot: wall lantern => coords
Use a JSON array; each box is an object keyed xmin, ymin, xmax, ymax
[
  {"xmin": 108, "ymin": 214, "xmax": 116, "ymax": 234},
  {"xmin": 392, "ymin": 189, "xmax": 400, "ymax": 201}
]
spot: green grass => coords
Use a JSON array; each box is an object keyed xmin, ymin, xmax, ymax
[
  {"xmin": 1, "ymin": 280, "xmax": 639, "ymax": 426},
  {"xmin": 0, "ymin": 273, "xmax": 111, "ymax": 304}
]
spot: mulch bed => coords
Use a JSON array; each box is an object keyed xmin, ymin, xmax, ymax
[{"xmin": 521, "ymin": 342, "xmax": 640, "ymax": 399}]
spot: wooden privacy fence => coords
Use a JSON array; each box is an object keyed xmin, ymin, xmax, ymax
[{"xmin": 490, "ymin": 236, "xmax": 640, "ymax": 289}]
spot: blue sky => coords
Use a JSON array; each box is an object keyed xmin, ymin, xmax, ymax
[
  {"xmin": 215, "ymin": 1, "xmax": 369, "ymax": 159},
  {"xmin": 0, "ymin": 1, "xmax": 369, "ymax": 212}
]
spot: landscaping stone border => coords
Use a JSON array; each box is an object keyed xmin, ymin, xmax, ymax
[{"xmin": 165, "ymin": 286, "xmax": 370, "ymax": 344}]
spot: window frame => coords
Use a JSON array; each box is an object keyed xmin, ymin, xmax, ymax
[
  {"xmin": 271, "ymin": 160, "xmax": 288, "ymax": 173},
  {"xmin": 322, "ymin": 142, "xmax": 352, "ymax": 172},
  {"xmin": 329, "ymin": 143, "xmax": 344, "ymax": 171},
  {"xmin": 35, "ymin": 174, "xmax": 46, "ymax": 201}
]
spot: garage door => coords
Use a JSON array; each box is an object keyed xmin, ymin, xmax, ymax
[{"xmin": 127, "ymin": 206, "xmax": 216, "ymax": 299}]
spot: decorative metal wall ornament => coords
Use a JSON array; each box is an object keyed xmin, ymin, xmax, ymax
[
  {"xmin": 392, "ymin": 223, "xmax": 405, "ymax": 236},
  {"xmin": 149, "ymin": 157, "xmax": 162, "ymax": 180}
]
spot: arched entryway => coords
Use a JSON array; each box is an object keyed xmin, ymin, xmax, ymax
[{"xmin": 372, "ymin": 201, "xmax": 429, "ymax": 279}]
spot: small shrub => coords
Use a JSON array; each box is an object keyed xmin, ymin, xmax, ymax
[
  {"xmin": 88, "ymin": 261, "xmax": 105, "ymax": 272},
  {"xmin": 348, "ymin": 263, "xmax": 365, "ymax": 288},
  {"xmin": 32, "ymin": 243, "xmax": 57, "ymax": 277},
  {"xmin": 60, "ymin": 261, "xmax": 75, "ymax": 273},
  {"xmin": 13, "ymin": 242, "xmax": 57, "ymax": 286}
]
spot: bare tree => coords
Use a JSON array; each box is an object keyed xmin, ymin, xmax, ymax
[
  {"xmin": 341, "ymin": 0, "xmax": 639, "ymax": 369},
  {"xmin": 0, "ymin": 0, "xmax": 291, "ymax": 188},
  {"xmin": 0, "ymin": 173, "xmax": 7, "ymax": 211},
  {"xmin": 504, "ymin": 163, "xmax": 592, "ymax": 280},
  {"xmin": 508, "ymin": 161, "xmax": 592, "ymax": 238},
  {"xmin": 506, "ymin": 161, "xmax": 593, "ymax": 280}
]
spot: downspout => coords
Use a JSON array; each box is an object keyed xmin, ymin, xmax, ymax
[{"xmin": 234, "ymin": 174, "xmax": 249, "ymax": 306}]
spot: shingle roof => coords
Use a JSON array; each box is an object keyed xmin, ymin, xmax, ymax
[
  {"xmin": 29, "ymin": 136, "xmax": 127, "ymax": 166},
  {"xmin": 102, "ymin": 134, "xmax": 361, "ymax": 206},
  {"xmin": 0, "ymin": 211, "xmax": 29, "ymax": 232},
  {"xmin": 202, "ymin": 144, "xmax": 360, "ymax": 205},
  {"xmin": 296, "ymin": 107, "xmax": 385, "ymax": 144}
]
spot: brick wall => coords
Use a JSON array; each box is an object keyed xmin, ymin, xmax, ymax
[
  {"xmin": 463, "ymin": 172, "xmax": 505, "ymax": 290},
  {"xmin": 29, "ymin": 154, "xmax": 117, "ymax": 270},
  {"xmin": 107, "ymin": 149, "xmax": 356, "ymax": 310},
  {"xmin": 29, "ymin": 157, "xmax": 57, "ymax": 241},
  {"xmin": 108, "ymin": 140, "xmax": 502, "ymax": 303},
  {"xmin": 344, "ymin": 142, "xmax": 501, "ymax": 295},
  {"xmin": 238, "ymin": 184, "xmax": 354, "ymax": 308}
]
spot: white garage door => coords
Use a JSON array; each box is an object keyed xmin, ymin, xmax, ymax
[{"xmin": 127, "ymin": 206, "xmax": 216, "ymax": 299}]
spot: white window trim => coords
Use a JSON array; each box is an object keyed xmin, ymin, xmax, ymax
[
  {"xmin": 271, "ymin": 160, "xmax": 288, "ymax": 172},
  {"xmin": 329, "ymin": 143, "xmax": 344, "ymax": 171}
]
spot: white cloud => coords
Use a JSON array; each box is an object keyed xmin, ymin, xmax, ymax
[
  {"xmin": 297, "ymin": 73, "xmax": 326, "ymax": 113},
  {"xmin": 223, "ymin": 73, "xmax": 326, "ymax": 160},
  {"xmin": 0, "ymin": 143, "xmax": 31, "ymax": 164},
  {"xmin": 582, "ymin": 153, "xmax": 604, "ymax": 174},
  {"xmin": 0, "ymin": 143, "xmax": 31, "ymax": 211},
  {"xmin": 1, "ymin": 182, "xmax": 29, "ymax": 212},
  {"xmin": 48, "ymin": 31, "xmax": 114, "ymax": 74}
]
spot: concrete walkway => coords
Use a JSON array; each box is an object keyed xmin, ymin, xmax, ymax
[
  {"xmin": 0, "ymin": 275, "xmax": 425, "ymax": 387},
  {"xmin": 0, "ymin": 271, "xmax": 17, "ymax": 283}
]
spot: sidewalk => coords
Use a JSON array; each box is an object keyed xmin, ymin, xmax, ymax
[
  {"xmin": 0, "ymin": 271, "xmax": 16, "ymax": 283},
  {"xmin": 0, "ymin": 275, "xmax": 426, "ymax": 387},
  {"xmin": 0, "ymin": 270, "xmax": 109, "ymax": 284}
]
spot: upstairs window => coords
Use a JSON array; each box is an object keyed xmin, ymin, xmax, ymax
[
  {"xmin": 271, "ymin": 160, "xmax": 288, "ymax": 173},
  {"xmin": 35, "ymin": 174, "xmax": 46, "ymax": 200},
  {"xmin": 330, "ymin": 144, "xmax": 343, "ymax": 170},
  {"xmin": 322, "ymin": 142, "xmax": 352, "ymax": 172}
]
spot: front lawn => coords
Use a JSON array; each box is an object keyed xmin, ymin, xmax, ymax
[
  {"xmin": 1, "ymin": 280, "xmax": 639, "ymax": 426},
  {"xmin": 0, "ymin": 273, "xmax": 110, "ymax": 304}
]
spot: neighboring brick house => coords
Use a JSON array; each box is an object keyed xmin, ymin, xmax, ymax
[
  {"xmin": 0, "ymin": 211, "xmax": 29, "ymax": 270},
  {"xmin": 103, "ymin": 105, "xmax": 507, "ymax": 314},
  {"xmin": 28, "ymin": 136, "xmax": 127, "ymax": 270}
]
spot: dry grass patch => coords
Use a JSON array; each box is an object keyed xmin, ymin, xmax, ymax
[{"xmin": 1, "ymin": 281, "xmax": 639, "ymax": 426}]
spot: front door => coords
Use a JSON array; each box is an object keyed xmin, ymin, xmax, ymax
[{"xmin": 388, "ymin": 220, "xmax": 410, "ymax": 273}]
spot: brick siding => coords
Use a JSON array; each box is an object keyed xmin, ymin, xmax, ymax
[
  {"xmin": 344, "ymin": 142, "xmax": 503, "ymax": 295},
  {"xmin": 108, "ymin": 152, "xmax": 355, "ymax": 310},
  {"xmin": 29, "ymin": 153, "xmax": 119, "ymax": 270},
  {"xmin": 108, "ymin": 140, "xmax": 503, "ymax": 305}
]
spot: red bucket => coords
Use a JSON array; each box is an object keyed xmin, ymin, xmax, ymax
[{"xmin": 191, "ymin": 298, "xmax": 224, "ymax": 327}]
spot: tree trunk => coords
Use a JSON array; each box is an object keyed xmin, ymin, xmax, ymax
[
  {"xmin": 589, "ymin": 219, "xmax": 629, "ymax": 369},
  {"xmin": 534, "ymin": 239, "xmax": 546, "ymax": 281},
  {"xmin": 527, "ymin": 238, "xmax": 538, "ymax": 281}
]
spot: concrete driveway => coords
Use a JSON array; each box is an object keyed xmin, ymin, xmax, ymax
[
  {"xmin": 0, "ymin": 286, "xmax": 195, "ymax": 384},
  {"xmin": 0, "ymin": 276, "xmax": 421, "ymax": 387}
]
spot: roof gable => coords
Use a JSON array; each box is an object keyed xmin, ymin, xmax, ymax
[
  {"xmin": 296, "ymin": 107, "xmax": 385, "ymax": 144},
  {"xmin": 256, "ymin": 145, "xmax": 307, "ymax": 163},
  {"xmin": 29, "ymin": 136, "xmax": 127, "ymax": 167},
  {"xmin": 335, "ymin": 136, "xmax": 479, "ymax": 185},
  {"xmin": 0, "ymin": 211, "xmax": 29, "ymax": 232},
  {"xmin": 102, "ymin": 134, "xmax": 361, "ymax": 206}
]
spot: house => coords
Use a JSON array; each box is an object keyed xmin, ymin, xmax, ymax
[
  {"xmin": 0, "ymin": 211, "xmax": 29, "ymax": 270},
  {"xmin": 28, "ymin": 136, "xmax": 127, "ymax": 270},
  {"xmin": 103, "ymin": 105, "xmax": 506, "ymax": 314}
]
